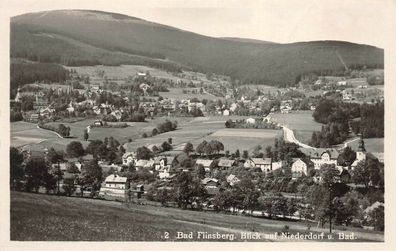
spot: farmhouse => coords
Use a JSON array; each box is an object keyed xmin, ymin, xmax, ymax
[
  {"xmin": 245, "ymin": 158, "xmax": 272, "ymax": 172},
  {"xmin": 246, "ymin": 118, "xmax": 256, "ymax": 124},
  {"xmin": 154, "ymin": 156, "xmax": 177, "ymax": 171},
  {"xmin": 271, "ymin": 160, "xmax": 286, "ymax": 171},
  {"xmin": 300, "ymin": 148, "xmax": 340, "ymax": 170},
  {"xmin": 157, "ymin": 156, "xmax": 178, "ymax": 179},
  {"xmin": 135, "ymin": 159, "xmax": 154, "ymax": 170},
  {"xmin": 217, "ymin": 158, "xmax": 236, "ymax": 170},
  {"xmin": 99, "ymin": 174, "xmax": 127, "ymax": 198},
  {"xmin": 291, "ymin": 158, "xmax": 314, "ymax": 178},
  {"xmin": 202, "ymin": 178, "xmax": 219, "ymax": 195},
  {"xmin": 195, "ymin": 159, "xmax": 214, "ymax": 172},
  {"xmin": 29, "ymin": 113, "xmax": 39, "ymax": 122},
  {"xmin": 226, "ymin": 174, "xmax": 240, "ymax": 186},
  {"xmin": 122, "ymin": 152, "xmax": 136, "ymax": 166}
]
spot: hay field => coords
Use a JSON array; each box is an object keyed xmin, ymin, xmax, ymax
[{"xmin": 270, "ymin": 111, "xmax": 322, "ymax": 144}]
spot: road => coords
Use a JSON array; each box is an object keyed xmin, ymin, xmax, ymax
[{"xmin": 281, "ymin": 125, "xmax": 314, "ymax": 149}]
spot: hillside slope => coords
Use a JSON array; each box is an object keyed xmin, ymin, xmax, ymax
[{"xmin": 11, "ymin": 10, "xmax": 384, "ymax": 85}]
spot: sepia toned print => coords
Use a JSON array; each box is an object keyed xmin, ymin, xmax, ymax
[{"xmin": 9, "ymin": 7, "xmax": 384, "ymax": 242}]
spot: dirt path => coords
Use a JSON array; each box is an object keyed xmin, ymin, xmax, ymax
[{"xmin": 282, "ymin": 126, "xmax": 314, "ymax": 149}]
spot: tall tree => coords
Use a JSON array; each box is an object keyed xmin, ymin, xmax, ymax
[
  {"xmin": 66, "ymin": 141, "xmax": 85, "ymax": 158},
  {"xmin": 79, "ymin": 159, "xmax": 103, "ymax": 197},
  {"xmin": 10, "ymin": 147, "xmax": 24, "ymax": 183},
  {"xmin": 183, "ymin": 142, "xmax": 194, "ymax": 155},
  {"xmin": 25, "ymin": 157, "xmax": 49, "ymax": 193}
]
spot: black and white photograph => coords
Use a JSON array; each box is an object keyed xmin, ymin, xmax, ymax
[{"xmin": 3, "ymin": 0, "xmax": 394, "ymax": 245}]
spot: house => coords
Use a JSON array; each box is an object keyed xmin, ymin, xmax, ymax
[
  {"xmin": 202, "ymin": 178, "xmax": 219, "ymax": 195},
  {"xmin": 217, "ymin": 158, "xmax": 236, "ymax": 170},
  {"xmin": 300, "ymin": 148, "xmax": 340, "ymax": 170},
  {"xmin": 122, "ymin": 152, "xmax": 136, "ymax": 166},
  {"xmin": 154, "ymin": 156, "xmax": 177, "ymax": 171},
  {"xmin": 39, "ymin": 107, "xmax": 55, "ymax": 118},
  {"xmin": 271, "ymin": 161, "xmax": 286, "ymax": 171},
  {"xmin": 245, "ymin": 158, "xmax": 272, "ymax": 172},
  {"xmin": 246, "ymin": 118, "xmax": 256, "ymax": 124},
  {"xmin": 94, "ymin": 120, "xmax": 104, "ymax": 126},
  {"xmin": 99, "ymin": 174, "xmax": 127, "ymax": 198},
  {"xmin": 29, "ymin": 113, "xmax": 39, "ymax": 122},
  {"xmin": 291, "ymin": 158, "xmax": 314, "ymax": 178},
  {"xmin": 230, "ymin": 103, "xmax": 238, "ymax": 112},
  {"xmin": 226, "ymin": 174, "xmax": 240, "ymax": 186},
  {"xmin": 51, "ymin": 162, "xmax": 68, "ymax": 172},
  {"xmin": 100, "ymin": 163, "xmax": 123, "ymax": 173},
  {"xmin": 135, "ymin": 159, "xmax": 154, "ymax": 170},
  {"xmin": 223, "ymin": 109, "xmax": 230, "ymax": 116},
  {"xmin": 155, "ymin": 156, "xmax": 179, "ymax": 179},
  {"xmin": 110, "ymin": 110, "xmax": 123, "ymax": 121},
  {"xmin": 195, "ymin": 159, "xmax": 214, "ymax": 172}
]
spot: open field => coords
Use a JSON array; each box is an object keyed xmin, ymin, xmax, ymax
[
  {"xmin": 11, "ymin": 121, "xmax": 58, "ymax": 148},
  {"xmin": 239, "ymin": 84, "xmax": 280, "ymax": 94},
  {"xmin": 125, "ymin": 116, "xmax": 280, "ymax": 152},
  {"xmin": 270, "ymin": 111, "xmax": 322, "ymax": 144},
  {"xmin": 190, "ymin": 129, "xmax": 281, "ymax": 153},
  {"xmin": 65, "ymin": 65, "xmax": 182, "ymax": 81},
  {"xmin": 11, "ymin": 192, "xmax": 383, "ymax": 241},
  {"xmin": 159, "ymin": 88, "xmax": 222, "ymax": 101},
  {"xmin": 348, "ymin": 137, "xmax": 384, "ymax": 153}
]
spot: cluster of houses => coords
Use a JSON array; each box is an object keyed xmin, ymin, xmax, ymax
[{"xmin": 97, "ymin": 136, "xmax": 377, "ymax": 199}]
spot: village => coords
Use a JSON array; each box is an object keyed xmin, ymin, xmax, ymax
[{"xmin": 10, "ymin": 65, "xmax": 385, "ymax": 236}]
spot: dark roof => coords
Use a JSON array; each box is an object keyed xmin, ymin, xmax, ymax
[
  {"xmin": 218, "ymin": 158, "xmax": 235, "ymax": 167},
  {"xmin": 299, "ymin": 148, "xmax": 339, "ymax": 159}
]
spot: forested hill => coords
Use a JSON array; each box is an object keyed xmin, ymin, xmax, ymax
[{"xmin": 11, "ymin": 10, "xmax": 384, "ymax": 86}]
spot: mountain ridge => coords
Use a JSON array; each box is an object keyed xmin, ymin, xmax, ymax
[{"xmin": 11, "ymin": 10, "xmax": 384, "ymax": 86}]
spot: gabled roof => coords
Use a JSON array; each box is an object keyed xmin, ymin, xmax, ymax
[
  {"xmin": 292, "ymin": 158, "xmax": 314, "ymax": 167},
  {"xmin": 105, "ymin": 174, "xmax": 127, "ymax": 183},
  {"xmin": 202, "ymin": 178, "xmax": 219, "ymax": 185},
  {"xmin": 135, "ymin": 159, "xmax": 154, "ymax": 167},
  {"xmin": 122, "ymin": 152, "xmax": 136, "ymax": 159},
  {"xmin": 299, "ymin": 148, "xmax": 339, "ymax": 159},
  {"xmin": 195, "ymin": 159, "xmax": 214, "ymax": 167},
  {"xmin": 218, "ymin": 158, "xmax": 235, "ymax": 167},
  {"xmin": 250, "ymin": 158, "xmax": 272, "ymax": 165},
  {"xmin": 226, "ymin": 174, "xmax": 240, "ymax": 182}
]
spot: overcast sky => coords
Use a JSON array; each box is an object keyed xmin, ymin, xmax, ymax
[{"xmin": 2, "ymin": 0, "xmax": 395, "ymax": 48}]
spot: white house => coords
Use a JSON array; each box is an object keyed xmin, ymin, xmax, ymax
[
  {"xmin": 291, "ymin": 158, "xmax": 314, "ymax": 178},
  {"xmin": 245, "ymin": 158, "xmax": 272, "ymax": 172},
  {"xmin": 99, "ymin": 174, "xmax": 127, "ymax": 198},
  {"xmin": 271, "ymin": 161, "xmax": 286, "ymax": 171},
  {"xmin": 157, "ymin": 156, "xmax": 178, "ymax": 179},
  {"xmin": 246, "ymin": 118, "xmax": 256, "ymax": 124},
  {"xmin": 217, "ymin": 158, "xmax": 236, "ymax": 170},
  {"xmin": 223, "ymin": 109, "xmax": 230, "ymax": 116},
  {"xmin": 122, "ymin": 152, "xmax": 136, "ymax": 166},
  {"xmin": 195, "ymin": 159, "xmax": 214, "ymax": 172},
  {"xmin": 300, "ymin": 148, "xmax": 340, "ymax": 170},
  {"xmin": 226, "ymin": 174, "xmax": 240, "ymax": 186}
]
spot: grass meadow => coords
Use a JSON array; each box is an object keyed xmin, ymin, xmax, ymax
[
  {"xmin": 270, "ymin": 111, "xmax": 322, "ymax": 144},
  {"xmin": 10, "ymin": 192, "xmax": 383, "ymax": 241}
]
